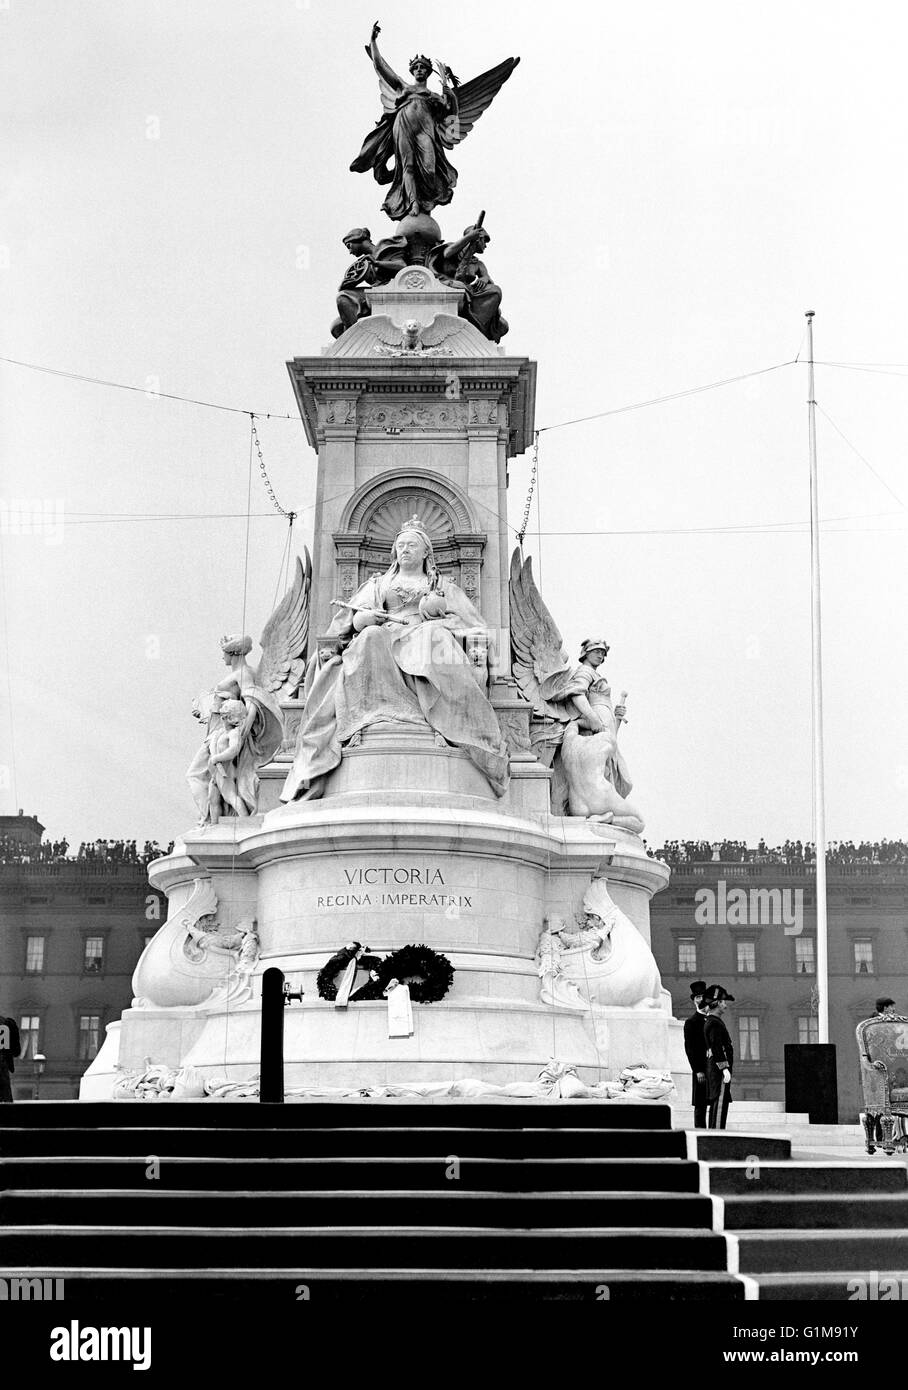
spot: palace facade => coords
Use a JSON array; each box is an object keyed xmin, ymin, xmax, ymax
[
  {"xmin": 0, "ymin": 815, "xmax": 165, "ymax": 1099},
  {"xmin": 1, "ymin": 812, "xmax": 904, "ymax": 1115},
  {"xmin": 651, "ymin": 854, "xmax": 908, "ymax": 1121}
]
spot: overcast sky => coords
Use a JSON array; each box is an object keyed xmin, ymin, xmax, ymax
[{"xmin": 1, "ymin": 0, "xmax": 906, "ymax": 849}]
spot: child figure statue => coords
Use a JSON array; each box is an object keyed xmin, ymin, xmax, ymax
[{"xmin": 203, "ymin": 697, "xmax": 252, "ymax": 824}]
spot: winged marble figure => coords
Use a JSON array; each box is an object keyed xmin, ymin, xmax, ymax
[
  {"xmin": 509, "ymin": 549, "xmax": 644, "ymax": 832},
  {"xmin": 350, "ymin": 22, "xmax": 519, "ymax": 220},
  {"xmin": 187, "ymin": 550, "xmax": 312, "ymax": 825}
]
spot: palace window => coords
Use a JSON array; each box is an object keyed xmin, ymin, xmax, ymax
[
  {"xmin": 25, "ymin": 935, "xmax": 46, "ymax": 974},
  {"xmin": 797, "ymin": 1014, "xmax": 819, "ymax": 1045},
  {"xmin": 78, "ymin": 1014, "xmax": 102, "ymax": 1061},
  {"xmin": 677, "ymin": 938, "xmax": 698, "ymax": 974},
  {"xmin": 83, "ymin": 936, "xmax": 105, "ymax": 974},
  {"xmin": 794, "ymin": 937, "xmax": 816, "ymax": 975},
  {"xmin": 19, "ymin": 1015, "xmax": 40, "ymax": 1060},
  {"xmin": 738, "ymin": 1015, "xmax": 761, "ymax": 1061},
  {"xmin": 736, "ymin": 940, "xmax": 757, "ymax": 974},
  {"xmin": 853, "ymin": 940, "xmax": 874, "ymax": 975}
]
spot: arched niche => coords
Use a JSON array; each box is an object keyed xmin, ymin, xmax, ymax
[{"xmin": 333, "ymin": 469, "xmax": 487, "ymax": 608}]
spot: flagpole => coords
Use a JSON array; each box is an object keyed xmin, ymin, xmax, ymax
[{"xmin": 806, "ymin": 310, "xmax": 829, "ymax": 1044}]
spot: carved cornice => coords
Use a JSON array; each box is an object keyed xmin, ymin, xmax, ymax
[{"xmin": 286, "ymin": 356, "xmax": 537, "ymax": 457}]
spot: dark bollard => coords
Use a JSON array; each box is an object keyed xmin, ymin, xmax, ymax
[
  {"xmin": 260, "ymin": 968, "xmax": 285, "ymax": 1103},
  {"xmin": 260, "ymin": 968, "xmax": 305, "ymax": 1103}
]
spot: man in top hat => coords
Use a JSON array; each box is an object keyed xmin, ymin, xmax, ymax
[
  {"xmin": 702, "ymin": 985, "xmax": 735, "ymax": 1130},
  {"xmin": 0, "ymin": 1012, "xmax": 21, "ymax": 1103},
  {"xmin": 683, "ymin": 980, "xmax": 709, "ymax": 1127}
]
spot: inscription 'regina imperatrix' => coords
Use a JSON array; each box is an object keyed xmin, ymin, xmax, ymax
[
  {"xmin": 343, "ymin": 867, "xmax": 445, "ymax": 886},
  {"xmin": 315, "ymin": 865, "xmax": 473, "ymax": 910}
]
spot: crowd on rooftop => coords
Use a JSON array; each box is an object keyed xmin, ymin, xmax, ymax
[
  {"xmin": 3, "ymin": 830, "xmax": 905, "ymax": 870},
  {"xmin": 652, "ymin": 838, "xmax": 908, "ymax": 867},
  {"xmin": 0, "ymin": 835, "xmax": 173, "ymax": 867}
]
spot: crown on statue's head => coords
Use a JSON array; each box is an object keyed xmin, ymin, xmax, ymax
[
  {"xmin": 409, "ymin": 53, "xmax": 432, "ymax": 72},
  {"xmin": 394, "ymin": 514, "xmax": 435, "ymax": 554}
]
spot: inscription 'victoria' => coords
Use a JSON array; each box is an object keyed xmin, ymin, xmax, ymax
[
  {"xmin": 316, "ymin": 864, "xmax": 470, "ymax": 911},
  {"xmin": 343, "ymin": 867, "xmax": 445, "ymax": 886}
]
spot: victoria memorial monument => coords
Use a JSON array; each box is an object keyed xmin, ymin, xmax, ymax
[{"xmin": 82, "ymin": 24, "xmax": 685, "ymax": 1100}]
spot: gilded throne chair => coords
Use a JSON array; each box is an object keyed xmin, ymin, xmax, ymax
[{"xmin": 856, "ymin": 1013, "xmax": 908, "ymax": 1154}]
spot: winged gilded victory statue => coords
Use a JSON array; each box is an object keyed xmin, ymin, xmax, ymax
[
  {"xmin": 350, "ymin": 22, "xmax": 520, "ymax": 221},
  {"xmin": 509, "ymin": 549, "xmax": 645, "ymax": 833},
  {"xmin": 187, "ymin": 550, "xmax": 312, "ymax": 825}
]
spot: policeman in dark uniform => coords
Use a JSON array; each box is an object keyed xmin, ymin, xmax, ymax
[
  {"xmin": 702, "ymin": 985, "xmax": 735, "ymax": 1130},
  {"xmin": 0, "ymin": 1013, "xmax": 21, "ymax": 1103},
  {"xmin": 683, "ymin": 980, "xmax": 708, "ymax": 1126}
]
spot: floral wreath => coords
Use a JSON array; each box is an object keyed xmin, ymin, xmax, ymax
[
  {"xmin": 317, "ymin": 943, "xmax": 385, "ymax": 1002},
  {"xmin": 375, "ymin": 943, "xmax": 454, "ymax": 1004},
  {"xmin": 317, "ymin": 942, "xmax": 454, "ymax": 1004}
]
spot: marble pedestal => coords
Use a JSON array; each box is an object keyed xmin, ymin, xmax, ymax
[{"xmin": 82, "ymin": 726, "xmax": 685, "ymax": 1099}]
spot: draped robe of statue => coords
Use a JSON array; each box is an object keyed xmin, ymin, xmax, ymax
[
  {"xmin": 281, "ymin": 570, "xmax": 509, "ymax": 799},
  {"xmin": 351, "ymin": 83, "xmax": 458, "ymax": 222},
  {"xmin": 187, "ymin": 656, "xmax": 284, "ymax": 821}
]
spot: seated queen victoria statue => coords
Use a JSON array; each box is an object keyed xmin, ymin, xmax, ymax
[{"xmin": 281, "ymin": 517, "xmax": 509, "ymax": 800}]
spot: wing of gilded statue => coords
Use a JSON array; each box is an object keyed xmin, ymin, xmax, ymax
[
  {"xmin": 257, "ymin": 549, "xmax": 312, "ymax": 698},
  {"xmin": 440, "ymin": 57, "xmax": 520, "ymax": 146},
  {"xmin": 508, "ymin": 548, "xmax": 576, "ymax": 720}
]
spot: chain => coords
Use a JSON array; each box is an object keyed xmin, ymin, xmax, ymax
[
  {"xmin": 250, "ymin": 415, "xmax": 296, "ymax": 522},
  {"xmin": 517, "ymin": 429, "xmax": 539, "ymax": 548}
]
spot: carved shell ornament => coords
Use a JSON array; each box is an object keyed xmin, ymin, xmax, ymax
[{"xmin": 367, "ymin": 494, "xmax": 454, "ymax": 547}]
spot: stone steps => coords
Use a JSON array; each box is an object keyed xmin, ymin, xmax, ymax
[
  {"xmin": 734, "ymin": 1229, "xmax": 908, "ymax": 1273},
  {"xmin": 10, "ymin": 1099, "xmax": 673, "ymax": 1129},
  {"xmin": 722, "ymin": 1194, "xmax": 908, "ymax": 1229},
  {"xmin": 723, "ymin": 1102, "xmax": 788, "ymax": 1111},
  {"xmin": 0, "ymin": 1124, "xmax": 691, "ymax": 1160},
  {"xmin": 0, "ymin": 1188, "xmax": 716, "ymax": 1228},
  {"xmin": 673, "ymin": 1106, "xmax": 867, "ymax": 1146},
  {"xmin": 1, "ymin": 1099, "xmax": 904, "ymax": 1301},
  {"xmin": 0, "ymin": 1224, "xmax": 732, "ymax": 1270},
  {"xmin": 753, "ymin": 1271, "xmax": 908, "ymax": 1301},
  {"xmin": 675, "ymin": 1105, "xmax": 827, "ymax": 1127},
  {"xmin": 704, "ymin": 1161, "xmax": 907, "ymax": 1195},
  {"xmin": 0, "ymin": 1155, "xmax": 704, "ymax": 1192},
  {"xmin": 0, "ymin": 1266, "xmax": 748, "ymax": 1302}
]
